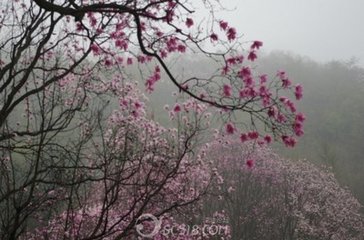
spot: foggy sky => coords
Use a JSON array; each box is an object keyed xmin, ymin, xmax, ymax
[{"xmin": 218, "ymin": 0, "xmax": 364, "ymax": 66}]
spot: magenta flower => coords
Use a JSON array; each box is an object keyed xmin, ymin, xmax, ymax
[
  {"xmin": 238, "ymin": 66, "xmax": 251, "ymax": 80},
  {"xmin": 236, "ymin": 55, "xmax": 244, "ymax": 63},
  {"xmin": 104, "ymin": 58, "xmax": 113, "ymax": 67},
  {"xmin": 227, "ymin": 57, "xmax": 237, "ymax": 65},
  {"xmin": 210, "ymin": 33, "xmax": 218, "ymax": 41},
  {"xmin": 276, "ymin": 70, "xmax": 286, "ymax": 79},
  {"xmin": 222, "ymin": 65, "xmax": 230, "ymax": 75},
  {"xmin": 223, "ymin": 84, "xmax": 232, "ymax": 97},
  {"xmin": 185, "ymin": 18, "xmax": 194, "ymax": 28},
  {"xmin": 282, "ymin": 135, "xmax": 296, "ymax": 147},
  {"xmin": 268, "ymin": 106, "xmax": 277, "ymax": 118},
  {"xmin": 293, "ymin": 122, "xmax": 304, "ymax": 136},
  {"xmin": 248, "ymin": 131, "xmax": 259, "ymax": 139},
  {"xmin": 246, "ymin": 159, "xmax": 254, "ymax": 168},
  {"xmin": 137, "ymin": 55, "xmax": 146, "ymax": 63},
  {"xmin": 264, "ymin": 135, "xmax": 272, "ymax": 144},
  {"xmin": 227, "ymin": 27, "xmax": 236, "ymax": 41},
  {"xmin": 226, "ymin": 123, "xmax": 235, "ymax": 134},
  {"xmin": 177, "ymin": 44, "xmax": 186, "ymax": 53},
  {"xmin": 90, "ymin": 44, "xmax": 100, "ymax": 55},
  {"xmin": 173, "ymin": 104, "xmax": 181, "ymax": 113},
  {"xmin": 247, "ymin": 50, "xmax": 257, "ymax": 61},
  {"xmin": 76, "ymin": 22, "xmax": 83, "ymax": 32},
  {"xmin": 219, "ymin": 20, "xmax": 228, "ymax": 30},
  {"xmin": 259, "ymin": 74, "xmax": 268, "ymax": 84},
  {"xmin": 295, "ymin": 84, "xmax": 303, "ymax": 100},
  {"xmin": 295, "ymin": 112, "xmax": 306, "ymax": 122},
  {"xmin": 240, "ymin": 133, "xmax": 248, "ymax": 143},
  {"xmin": 282, "ymin": 78, "xmax": 292, "ymax": 88},
  {"xmin": 134, "ymin": 101, "xmax": 142, "ymax": 109},
  {"xmin": 251, "ymin": 40, "xmax": 263, "ymax": 50},
  {"xmin": 244, "ymin": 76, "xmax": 254, "ymax": 87},
  {"xmin": 160, "ymin": 50, "xmax": 168, "ymax": 58}
]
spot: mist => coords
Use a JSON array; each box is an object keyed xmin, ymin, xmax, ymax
[
  {"xmin": 221, "ymin": 0, "xmax": 364, "ymax": 67},
  {"xmin": 2, "ymin": 0, "xmax": 364, "ymax": 239}
]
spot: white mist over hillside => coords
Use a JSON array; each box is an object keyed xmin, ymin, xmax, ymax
[{"xmin": 218, "ymin": 0, "xmax": 364, "ymax": 66}]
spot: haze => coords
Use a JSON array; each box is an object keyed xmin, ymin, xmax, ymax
[{"xmin": 220, "ymin": 0, "xmax": 364, "ymax": 66}]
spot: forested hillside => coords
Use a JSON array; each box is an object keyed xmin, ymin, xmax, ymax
[{"xmin": 148, "ymin": 52, "xmax": 364, "ymax": 203}]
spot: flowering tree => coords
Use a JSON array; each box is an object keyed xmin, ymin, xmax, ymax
[
  {"xmin": 0, "ymin": 0, "xmax": 305, "ymax": 239},
  {"xmin": 202, "ymin": 137, "xmax": 364, "ymax": 240},
  {"xmin": 17, "ymin": 83, "xmax": 216, "ymax": 239}
]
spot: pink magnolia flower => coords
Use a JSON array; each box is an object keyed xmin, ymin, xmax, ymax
[
  {"xmin": 116, "ymin": 56, "xmax": 123, "ymax": 63},
  {"xmin": 293, "ymin": 117, "xmax": 304, "ymax": 136},
  {"xmin": 268, "ymin": 106, "xmax": 277, "ymax": 118},
  {"xmin": 90, "ymin": 44, "xmax": 100, "ymax": 55},
  {"xmin": 295, "ymin": 112, "xmax": 306, "ymax": 122},
  {"xmin": 287, "ymin": 100, "xmax": 296, "ymax": 113},
  {"xmin": 248, "ymin": 131, "xmax": 259, "ymax": 139},
  {"xmin": 219, "ymin": 20, "xmax": 228, "ymax": 30},
  {"xmin": 246, "ymin": 159, "xmax": 254, "ymax": 168},
  {"xmin": 137, "ymin": 55, "xmax": 146, "ymax": 63},
  {"xmin": 223, "ymin": 84, "xmax": 232, "ymax": 97},
  {"xmin": 236, "ymin": 55, "xmax": 244, "ymax": 63},
  {"xmin": 76, "ymin": 22, "xmax": 83, "ymax": 32},
  {"xmin": 282, "ymin": 78, "xmax": 292, "ymax": 88},
  {"xmin": 87, "ymin": 12, "xmax": 97, "ymax": 27},
  {"xmin": 279, "ymin": 96, "xmax": 288, "ymax": 103},
  {"xmin": 131, "ymin": 110, "xmax": 139, "ymax": 118},
  {"xmin": 240, "ymin": 133, "xmax": 248, "ymax": 143},
  {"xmin": 239, "ymin": 88, "xmax": 247, "ymax": 98},
  {"xmin": 244, "ymin": 76, "xmax": 254, "ymax": 87},
  {"xmin": 282, "ymin": 135, "xmax": 296, "ymax": 147},
  {"xmin": 259, "ymin": 74, "xmax": 268, "ymax": 84},
  {"xmin": 115, "ymin": 39, "xmax": 128, "ymax": 50},
  {"xmin": 225, "ymin": 123, "xmax": 235, "ymax": 134},
  {"xmin": 104, "ymin": 58, "xmax": 113, "ymax": 67},
  {"xmin": 173, "ymin": 104, "xmax": 181, "ymax": 113},
  {"xmin": 294, "ymin": 124, "xmax": 304, "ymax": 137},
  {"xmin": 246, "ymin": 87, "xmax": 257, "ymax": 98},
  {"xmin": 251, "ymin": 40, "xmax": 263, "ymax": 50},
  {"xmin": 168, "ymin": 1, "xmax": 177, "ymax": 8},
  {"xmin": 145, "ymin": 69, "xmax": 161, "ymax": 92},
  {"xmin": 295, "ymin": 84, "xmax": 303, "ymax": 100},
  {"xmin": 96, "ymin": 28, "xmax": 103, "ymax": 34},
  {"xmin": 134, "ymin": 101, "xmax": 142, "ymax": 109},
  {"xmin": 238, "ymin": 66, "xmax": 251, "ymax": 80},
  {"xmin": 264, "ymin": 135, "xmax": 272, "ymax": 144},
  {"xmin": 185, "ymin": 18, "xmax": 194, "ymax": 28},
  {"xmin": 210, "ymin": 33, "xmax": 218, "ymax": 41},
  {"xmin": 177, "ymin": 44, "xmax": 186, "ymax": 53},
  {"xmin": 222, "ymin": 65, "xmax": 230, "ymax": 75},
  {"xmin": 262, "ymin": 96, "xmax": 271, "ymax": 107},
  {"xmin": 247, "ymin": 50, "xmax": 257, "ymax": 61},
  {"xmin": 227, "ymin": 57, "xmax": 237, "ymax": 65},
  {"xmin": 276, "ymin": 70, "xmax": 286, "ymax": 79},
  {"xmin": 227, "ymin": 27, "xmax": 236, "ymax": 41},
  {"xmin": 239, "ymin": 87, "xmax": 257, "ymax": 98},
  {"xmin": 259, "ymin": 86, "xmax": 268, "ymax": 97},
  {"xmin": 160, "ymin": 50, "xmax": 168, "ymax": 58}
]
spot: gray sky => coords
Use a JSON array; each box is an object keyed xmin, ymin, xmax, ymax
[{"xmin": 218, "ymin": 0, "xmax": 364, "ymax": 66}]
